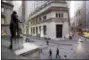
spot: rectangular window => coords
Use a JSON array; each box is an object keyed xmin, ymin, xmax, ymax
[
  {"xmin": 31, "ymin": 21, "xmax": 32, "ymax": 24},
  {"xmin": 43, "ymin": 16, "xmax": 46, "ymax": 21},
  {"xmin": 61, "ymin": 13, "xmax": 63, "ymax": 18},
  {"xmin": 56, "ymin": 13, "xmax": 58, "ymax": 18},
  {"xmin": 39, "ymin": 18, "xmax": 41, "ymax": 22},
  {"xmin": 1, "ymin": 18, "xmax": 5, "ymax": 24},
  {"xmin": 1, "ymin": 8, "xmax": 4, "ymax": 12},
  {"xmin": 36, "ymin": 27, "xmax": 38, "ymax": 34},
  {"xmin": 33, "ymin": 19, "xmax": 36, "ymax": 24},
  {"xmin": 39, "ymin": 26, "xmax": 41, "ymax": 32},
  {"xmin": 59, "ymin": 13, "xmax": 60, "ymax": 18},
  {"xmin": 33, "ymin": 27, "xmax": 35, "ymax": 34},
  {"xmin": 31, "ymin": 27, "xmax": 32, "ymax": 34},
  {"xmin": 35, "ymin": 19, "xmax": 37, "ymax": 23},
  {"xmin": 56, "ymin": 13, "xmax": 63, "ymax": 18},
  {"xmin": 1, "ymin": 29, "xmax": 7, "ymax": 36},
  {"xmin": 32, "ymin": 27, "xmax": 33, "ymax": 34},
  {"xmin": 35, "ymin": 20, "xmax": 37, "ymax": 23},
  {"xmin": 43, "ymin": 25, "xmax": 47, "ymax": 35}
]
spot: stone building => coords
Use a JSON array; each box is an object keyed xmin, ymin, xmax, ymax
[
  {"xmin": 1, "ymin": 1, "xmax": 13, "ymax": 36},
  {"xmin": 28, "ymin": 1, "xmax": 70, "ymax": 40},
  {"xmin": 86, "ymin": 1, "xmax": 89, "ymax": 31},
  {"xmin": 75, "ymin": 1, "xmax": 89, "ymax": 32}
]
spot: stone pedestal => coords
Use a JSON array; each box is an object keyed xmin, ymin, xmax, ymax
[
  {"xmin": 20, "ymin": 48, "xmax": 40, "ymax": 58},
  {"xmin": 15, "ymin": 43, "xmax": 40, "ymax": 58},
  {"xmin": 12, "ymin": 37, "xmax": 24, "ymax": 50}
]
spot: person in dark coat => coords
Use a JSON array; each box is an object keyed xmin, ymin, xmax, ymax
[
  {"xmin": 56, "ymin": 48, "xmax": 60, "ymax": 58},
  {"xmin": 64, "ymin": 54, "xmax": 67, "ymax": 59},
  {"xmin": 46, "ymin": 40, "xmax": 49, "ymax": 45},
  {"xmin": 49, "ymin": 49, "xmax": 52, "ymax": 57}
]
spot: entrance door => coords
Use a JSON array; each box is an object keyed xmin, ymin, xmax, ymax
[{"xmin": 56, "ymin": 24, "xmax": 62, "ymax": 38}]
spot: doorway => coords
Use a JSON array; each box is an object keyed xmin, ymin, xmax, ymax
[{"xmin": 56, "ymin": 24, "xmax": 62, "ymax": 38}]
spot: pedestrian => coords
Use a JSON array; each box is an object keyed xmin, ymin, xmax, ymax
[
  {"xmin": 40, "ymin": 48, "xmax": 42, "ymax": 53},
  {"xmin": 64, "ymin": 54, "xmax": 67, "ymax": 59},
  {"xmin": 56, "ymin": 48, "xmax": 60, "ymax": 58},
  {"xmin": 26, "ymin": 37, "xmax": 29, "ymax": 42},
  {"xmin": 64, "ymin": 36, "xmax": 65, "ymax": 39},
  {"xmin": 46, "ymin": 40, "xmax": 49, "ymax": 45},
  {"xmin": 49, "ymin": 49, "xmax": 52, "ymax": 57},
  {"xmin": 69, "ymin": 36, "xmax": 72, "ymax": 40}
]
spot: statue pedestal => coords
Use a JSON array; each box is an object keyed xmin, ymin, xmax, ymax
[
  {"xmin": 12, "ymin": 37, "xmax": 24, "ymax": 50},
  {"xmin": 15, "ymin": 43, "xmax": 40, "ymax": 58}
]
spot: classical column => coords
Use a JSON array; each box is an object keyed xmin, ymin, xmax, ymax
[{"xmin": 22, "ymin": 1, "xmax": 26, "ymax": 34}]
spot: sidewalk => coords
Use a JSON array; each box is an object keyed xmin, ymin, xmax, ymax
[
  {"xmin": 1, "ymin": 36, "xmax": 29, "ymax": 59},
  {"xmin": 1, "ymin": 36, "xmax": 44, "ymax": 59},
  {"xmin": 2, "ymin": 35, "xmax": 89, "ymax": 59},
  {"xmin": 28, "ymin": 36, "xmax": 77, "ymax": 46},
  {"xmin": 2, "ymin": 46, "xmax": 28, "ymax": 59}
]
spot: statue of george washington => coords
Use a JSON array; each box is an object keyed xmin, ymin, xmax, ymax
[{"xmin": 9, "ymin": 11, "xmax": 22, "ymax": 49}]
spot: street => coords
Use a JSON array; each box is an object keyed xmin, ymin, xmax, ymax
[
  {"xmin": 28, "ymin": 35, "xmax": 89, "ymax": 59},
  {"xmin": 2, "ymin": 35, "xmax": 89, "ymax": 59}
]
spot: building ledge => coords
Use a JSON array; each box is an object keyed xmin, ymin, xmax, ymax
[
  {"xmin": 1, "ymin": 1, "xmax": 14, "ymax": 8},
  {"xmin": 30, "ymin": 2, "xmax": 67, "ymax": 16},
  {"xmin": 1, "ymin": 24, "xmax": 9, "ymax": 26},
  {"xmin": 29, "ymin": 2, "xmax": 68, "ymax": 20},
  {"xmin": 31, "ymin": 18, "xmax": 68, "ymax": 25}
]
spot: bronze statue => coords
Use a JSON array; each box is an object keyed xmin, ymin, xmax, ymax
[{"xmin": 9, "ymin": 11, "xmax": 22, "ymax": 49}]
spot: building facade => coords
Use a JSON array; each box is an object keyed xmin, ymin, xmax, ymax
[
  {"xmin": 74, "ymin": 1, "xmax": 89, "ymax": 32},
  {"xmin": 28, "ymin": 1, "xmax": 70, "ymax": 40},
  {"xmin": 86, "ymin": 1, "xmax": 89, "ymax": 31},
  {"xmin": 1, "ymin": 1, "xmax": 13, "ymax": 36}
]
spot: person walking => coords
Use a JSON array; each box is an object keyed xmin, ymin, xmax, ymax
[
  {"xmin": 49, "ymin": 49, "xmax": 52, "ymax": 57},
  {"xmin": 64, "ymin": 54, "xmax": 67, "ymax": 59},
  {"xmin": 46, "ymin": 40, "xmax": 49, "ymax": 45},
  {"xmin": 56, "ymin": 48, "xmax": 60, "ymax": 58}
]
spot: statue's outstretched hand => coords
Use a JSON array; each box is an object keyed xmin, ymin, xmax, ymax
[{"xmin": 18, "ymin": 20, "xmax": 23, "ymax": 23}]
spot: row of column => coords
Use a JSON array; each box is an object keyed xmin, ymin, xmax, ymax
[{"xmin": 31, "ymin": 26, "xmax": 43, "ymax": 37}]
